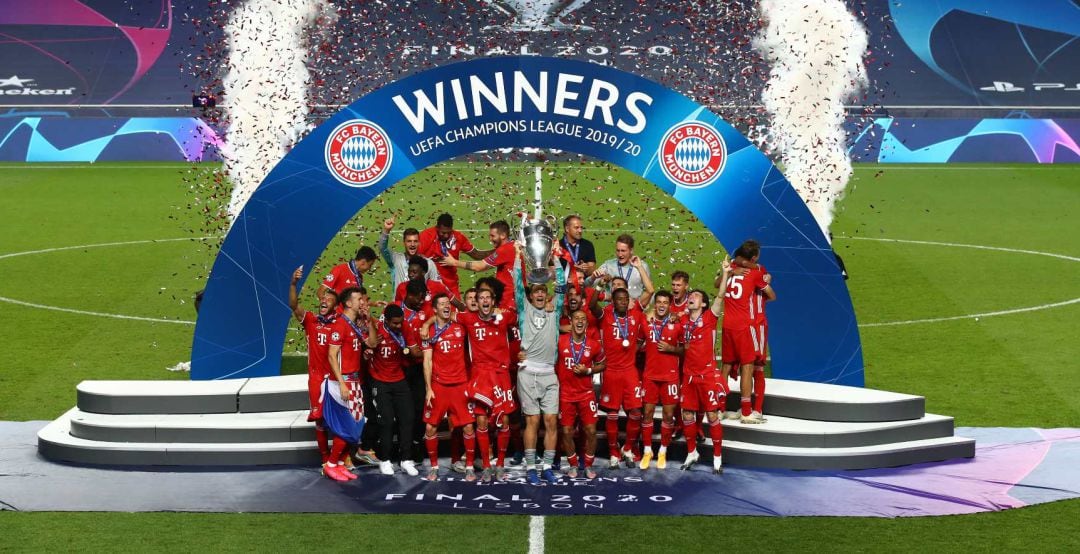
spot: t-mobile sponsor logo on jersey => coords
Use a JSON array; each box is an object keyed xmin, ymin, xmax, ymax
[{"xmin": 0, "ymin": 76, "xmax": 76, "ymax": 96}]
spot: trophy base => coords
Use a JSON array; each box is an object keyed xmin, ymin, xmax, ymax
[{"xmin": 527, "ymin": 268, "xmax": 553, "ymax": 284}]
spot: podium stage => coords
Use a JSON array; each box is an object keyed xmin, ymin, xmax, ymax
[{"xmin": 38, "ymin": 375, "xmax": 974, "ymax": 470}]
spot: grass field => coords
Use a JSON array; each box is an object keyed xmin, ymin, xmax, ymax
[{"xmin": 0, "ymin": 161, "xmax": 1078, "ymax": 551}]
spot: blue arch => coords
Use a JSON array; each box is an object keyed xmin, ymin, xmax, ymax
[{"xmin": 192, "ymin": 56, "xmax": 864, "ymax": 386}]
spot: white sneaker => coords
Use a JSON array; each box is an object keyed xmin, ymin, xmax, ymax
[
  {"xmin": 680, "ymin": 450, "xmax": 700, "ymax": 471},
  {"xmin": 724, "ymin": 411, "xmax": 740, "ymax": 420},
  {"xmin": 712, "ymin": 456, "xmax": 723, "ymax": 474},
  {"xmin": 451, "ymin": 459, "xmax": 467, "ymax": 474},
  {"xmin": 401, "ymin": 460, "xmax": 419, "ymax": 476},
  {"xmin": 740, "ymin": 411, "xmax": 766, "ymax": 424},
  {"xmin": 608, "ymin": 456, "xmax": 621, "ymax": 469},
  {"xmin": 379, "ymin": 460, "xmax": 394, "ymax": 475}
]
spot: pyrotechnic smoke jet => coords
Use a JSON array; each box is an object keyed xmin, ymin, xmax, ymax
[
  {"xmin": 221, "ymin": 0, "xmax": 336, "ymax": 222},
  {"xmin": 755, "ymin": 0, "xmax": 868, "ymax": 239}
]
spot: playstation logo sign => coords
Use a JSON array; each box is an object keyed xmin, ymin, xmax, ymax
[
  {"xmin": 480, "ymin": 0, "xmax": 594, "ymax": 32},
  {"xmin": 978, "ymin": 81, "xmax": 1080, "ymax": 93},
  {"xmin": 979, "ymin": 81, "xmax": 1025, "ymax": 93}
]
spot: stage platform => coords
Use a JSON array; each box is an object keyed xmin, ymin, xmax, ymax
[{"xmin": 39, "ymin": 376, "xmax": 974, "ymax": 470}]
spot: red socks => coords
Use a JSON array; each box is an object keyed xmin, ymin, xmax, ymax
[
  {"xmin": 450, "ymin": 427, "xmax": 463, "ymax": 462},
  {"xmin": 640, "ymin": 418, "xmax": 654, "ymax": 451},
  {"xmin": 475, "ymin": 429, "xmax": 491, "ymax": 468},
  {"xmin": 660, "ymin": 421, "xmax": 674, "ymax": 447},
  {"xmin": 625, "ymin": 411, "xmax": 642, "ymax": 454},
  {"xmin": 463, "ymin": 431, "xmax": 476, "ymax": 469},
  {"xmin": 315, "ymin": 424, "xmax": 330, "ymax": 463},
  {"xmin": 584, "ymin": 454, "xmax": 595, "ymax": 467},
  {"xmin": 496, "ymin": 427, "xmax": 510, "ymax": 467},
  {"xmin": 567, "ymin": 453, "xmax": 579, "ymax": 468},
  {"xmin": 330, "ymin": 437, "xmax": 349, "ymax": 465},
  {"xmin": 425, "ymin": 434, "xmax": 439, "ymax": 467},
  {"xmin": 741, "ymin": 397, "xmax": 752, "ymax": 417},
  {"xmin": 684, "ymin": 420, "xmax": 698, "ymax": 453},
  {"xmin": 710, "ymin": 419, "xmax": 723, "ymax": 457},
  {"xmin": 606, "ymin": 414, "xmax": 620, "ymax": 457},
  {"xmin": 753, "ymin": 369, "xmax": 766, "ymax": 413}
]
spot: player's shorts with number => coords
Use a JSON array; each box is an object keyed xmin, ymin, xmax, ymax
[
  {"xmin": 423, "ymin": 381, "xmax": 475, "ymax": 428},
  {"xmin": 752, "ymin": 324, "xmax": 768, "ymax": 366},
  {"xmin": 559, "ymin": 396, "xmax": 599, "ymax": 427},
  {"xmin": 721, "ymin": 327, "xmax": 758, "ymax": 365},
  {"xmin": 681, "ymin": 374, "xmax": 722, "ymax": 412},
  {"xmin": 469, "ymin": 369, "xmax": 517, "ymax": 418},
  {"xmin": 600, "ymin": 370, "xmax": 643, "ymax": 411},
  {"xmin": 642, "ymin": 379, "xmax": 680, "ymax": 406}
]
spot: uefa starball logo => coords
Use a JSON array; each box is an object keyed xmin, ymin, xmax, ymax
[
  {"xmin": 658, "ymin": 122, "xmax": 726, "ymax": 188},
  {"xmin": 324, "ymin": 119, "xmax": 392, "ymax": 187}
]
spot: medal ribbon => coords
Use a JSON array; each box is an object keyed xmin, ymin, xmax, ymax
[
  {"xmin": 348, "ymin": 260, "xmax": 364, "ymax": 287},
  {"xmin": 651, "ymin": 315, "xmax": 669, "ymax": 343},
  {"xmin": 569, "ymin": 337, "xmax": 587, "ymax": 365},
  {"xmin": 429, "ymin": 320, "xmax": 452, "ymax": 346},
  {"xmin": 615, "ymin": 312, "xmax": 630, "ymax": 343},
  {"xmin": 386, "ymin": 327, "xmax": 407, "ymax": 350},
  {"xmin": 341, "ymin": 313, "xmax": 369, "ymax": 341},
  {"xmin": 685, "ymin": 312, "xmax": 703, "ymax": 344}
]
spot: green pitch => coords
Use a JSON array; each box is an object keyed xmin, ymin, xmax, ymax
[{"xmin": 0, "ymin": 161, "xmax": 1077, "ymax": 550}]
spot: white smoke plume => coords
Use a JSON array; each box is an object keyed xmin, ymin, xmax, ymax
[
  {"xmin": 221, "ymin": 0, "xmax": 336, "ymax": 221},
  {"xmin": 754, "ymin": 0, "xmax": 868, "ymax": 239}
]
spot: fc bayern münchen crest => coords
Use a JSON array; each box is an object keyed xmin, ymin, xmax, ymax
[
  {"xmin": 658, "ymin": 121, "xmax": 726, "ymax": 188},
  {"xmin": 324, "ymin": 119, "xmax": 392, "ymax": 187}
]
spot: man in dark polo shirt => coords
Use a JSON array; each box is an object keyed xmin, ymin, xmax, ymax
[{"xmin": 559, "ymin": 214, "xmax": 596, "ymax": 292}]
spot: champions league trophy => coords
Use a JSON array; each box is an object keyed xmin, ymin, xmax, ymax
[
  {"xmin": 480, "ymin": 0, "xmax": 594, "ymax": 32},
  {"xmin": 517, "ymin": 167, "xmax": 558, "ymax": 283}
]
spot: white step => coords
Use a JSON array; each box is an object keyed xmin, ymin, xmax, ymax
[
  {"xmin": 41, "ymin": 415, "xmax": 975, "ymax": 470},
  {"xmin": 74, "ymin": 375, "xmax": 925, "ymax": 422}
]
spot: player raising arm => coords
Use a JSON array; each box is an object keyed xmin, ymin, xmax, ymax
[
  {"xmin": 513, "ymin": 242, "xmax": 567, "ymax": 485},
  {"xmin": 719, "ymin": 242, "xmax": 776, "ymax": 424},
  {"xmin": 378, "ymin": 215, "xmax": 440, "ymax": 288},
  {"xmin": 288, "ymin": 266, "xmax": 339, "ymax": 466}
]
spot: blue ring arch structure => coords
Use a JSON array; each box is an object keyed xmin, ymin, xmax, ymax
[{"xmin": 192, "ymin": 56, "xmax": 864, "ymax": 386}]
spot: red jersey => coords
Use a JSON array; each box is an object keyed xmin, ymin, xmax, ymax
[
  {"xmin": 482, "ymin": 241, "xmax": 518, "ymax": 309},
  {"xmin": 642, "ymin": 314, "xmax": 685, "ymax": 382},
  {"xmin": 559, "ymin": 308, "xmax": 601, "ymax": 340},
  {"xmin": 752, "ymin": 264, "xmax": 769, "ymax": 325},
  {"xmin": 507, "ymin": 315, "xmax": 522, "ymax": 370},
  {"xmin": 682, "ymin": 310, "xmax": 719, "ymax": 375},
  {"xmin": 368, "ymin": 322, "xmax": 409, "ymax": 383},
  {"xmin": 418, "ymin": 227, "xmax": 475, "ymax": 295},
  {"xmin": 722, "ymin": 267, "xmax": 769, "ymax": 330},
  {"xmin": 424, "ymin": 320, "xmax": 468, "ymax": 385},
  {"xmin": 669, "ymin": 294, "xmax": 690, "ymax": 316},
  {"xmin": 396, "ymin": 304, "xmax": 431, "ymax": 363},
  {"xmin": 458, "ymin": 311, "xmax": 515, "ymax": 373},
  {"xmin": 322, "ymin": 261, "xmax": 366, "ymax": 293},
  {"xmin": 599, "ymin": 304, "xmax": 647, "ymax": 372},
  {"xmin": 556, "ymin": 334, "xmax": 605, "ymax": 402},
  {"xmin": 394, "ymin": 278, "xmax": 454, "ymax": 307},
  {"xmin": 301, "ymin": 312, "xmax": 336, "ymax": 379},
  {"xmin": 329, "ymin": 314, "xmax": 367, "ymax": 377}
]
